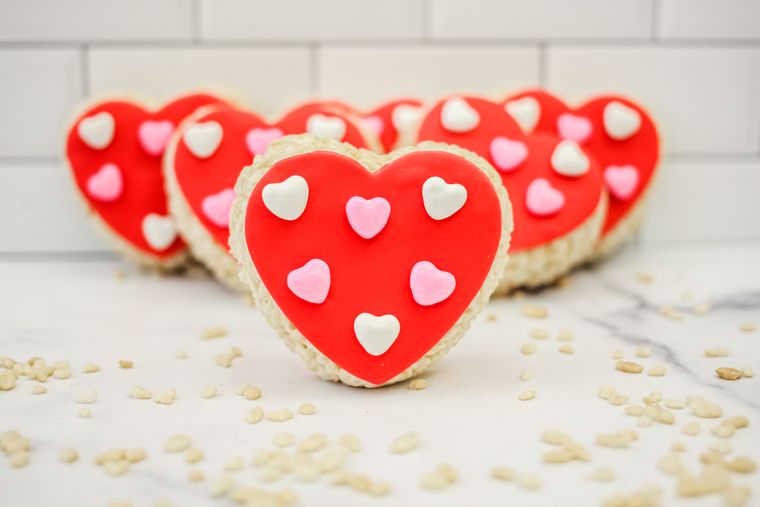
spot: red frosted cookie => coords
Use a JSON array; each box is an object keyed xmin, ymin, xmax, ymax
[
  {"xmin": 165, "ymin": 103, "xmax": 379, "ymax": 290},
  {"xmin": 305, "ymin": 98, "xmax": 424, "ymax": 152},
  {"xmin": 65, "ymin": 93, "xmax": 227, "ymax": 268},
  {"xmin": 414, "ymin": 96, "xmax": 607, "ymax": 293},
  {"xmin": 504, "ymin": 90, "xmax": 660, "ymax": 257},
  {"xmin": 229, "ymin": 135, "xmax": 512, "ymax": 386}
]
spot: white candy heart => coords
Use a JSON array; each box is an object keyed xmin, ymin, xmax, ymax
[
  {"xmin": 505, "ymin": 96, "xmax": 540, "ymax": 133},
  {"xmin": 550, "ymin": 140, "xmax": 590, "ymax": 177},
  {"xmin": 391, "ymin": 104, "xmax": 423, "ymax": 132},
  {"xmin": 306, "ymin": 114, "xmax": 346, "ymax": 140},
  {"xmin": 603, "ymin": 101, "xmax": 641, "ymax": 141},
  {"xmin": 77, "ymin": 112, "xmax": 115, "ymax": 150},
  {"xmin": 440, "ymin": 97, "xmax": 479, "ymax": 133},
  {"xmin": 183, "ymin": 121, "xmax": 223, "ymax": 159},
  {"xmin": 353, "ymin": 313, "xmax": 400, "ymax": 356},
  {"xmin": 141, "ymin": 213, "xmax": 177, "ymax": 251},
  {"xmin": 262, "ymin": 175, "xmax": 309, "ymax": 221},
  {"xmin": 422, "ymin": 176, "xmax": 467, "ymax": 220}
]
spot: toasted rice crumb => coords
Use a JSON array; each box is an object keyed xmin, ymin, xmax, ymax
[
  {"xmin": 273, "ymin": 433, "xmax": 294, "ymax": 448},
  {"xmin": 76, "ymin": 390, "xmax": 98, "ymax": 404},
  {"xmin": 59, "ymin": 448, "xmax": 79, "ymax": 463},
  {"xmin": 612, "ymin": 350, "xmax": 624, "ymax": 360},
  {"xmin": 596, "ymin": 430, "xmax": 638, "ymax": 448},
  {"xmin": 153, "ymin": 388, "xmax": 176, "ymax": 405},
  {"xmin": 297, "ymin": 402, "xmax": 316, "ymax": 415},
  {"xmin": 558, "ymin": 329, "xmax": 573, "ymax": 341},
  {"xmin": 186, "ymin": 448, "xmax": 204, "ymax": 463},
  {"xmin": 681, "ymin": 421, "xmax": 700, "ymax": 436},
  {"xmin": 647, "ymin": 366, "xmax": 667, "ymax": 377},
  {"xmin": 118, "ymin": 359, "xmax": 133, "ymax": 369},
  {"xmin": 587, "ymin": 467, "xmax": 616, "ymax": 481},
  {"xmin": 659, "ymin": 305, "xmax": 683, "ymax": 321},
  {"xmin": 520, "ymin": 304, "xmax": 547, "ymax": 319},
  {"xmin": 31, "ymin": 384, "xmax": 47, "ymax": 395},
  {"xmin": 201, "ymin": 327, "xmax": 227, "ymax": 339},
  {"xmin": 518, "ymin": 389, "xmax": 536, "ymax": 401},
  {"xmin": 616, "ymin": 361, "xmax": 643, "ymax": 374},
  {"xmin": 693, "ymin": 303, "xmax": 710, "ymax": 315},
  {"xmin": 165, "ymin": 434, "xmax": 192, "ymax": 453},
  {"xmin": 716, "ymin": 367, "xmax": 743, "ymax": 381},
  {"xmin": 726, "ymin": 456, "xmax": 756, "ymax": 474},
  {"xmin": 521, "ymin": 342, "xmax": 537, "ymax": 355},
  {"xmin": 408, "ymin": 378, "xmax": 428, "ymax": 390},
  {"xmin": 129, "ymin": 385, "xmax": 152, "ymax": 400},
  {"xmin": 486, "ymin": 313, "xmax": 497, "ymax": 322},
  {"xmin": 705, "ymin": 347, "xmax": 729, "ymax": 358},
  {"xmin": 225, "ymin": 456, "xmax": 244, "ymax": 471},
  {"xmin": 723, "ymin": 486, "xmax": 752, "ymax": 507},
  {"xmin": 267, "ymin": 409, "xmax": 294, "ymax": 423},
  {"xmin": 491, "ymin": 466, "xmax": 514, "ymax": 481},
  {"xmin": 665, "ymin": 399, "xmax": 685, "ymax": 409},
  {"xmin": 175, "ymin": 350, "xmax": 188, "ymax": 359},
  {"xmin": 78, "ymin": 408, "xmax": 92, "ymax": 418},
  {"xmin": 188, "ymin": 469, "xmax": 205, "ymax": 482},
  {"xmin": 741, "ymin": 366, "xmax": 754, "ymax": 378},
  {"xmin": 530, "ymin": 328, "xmax": 549, "ymax": 340},
  {"xmin": 390, "ymin": 432, "xmax": 419, "ymax": 454},
  {"xmin": 671, "ymin": 441, "xmax": 687, "ymax": 452},
  {"xmin": 558, "ymin": 344, "xmax": 574, "ymax": 354},
  {"xmin": 201, "ymin": 386, "xmax": 217, "ymax": 399},
  {"xmin": 603, "ymin": 485, "xmax": 662, "ymax": 507},
  {"xmin": 211, "ymin": 474, "xmax": 234, "ymax": 497},
  {"xmin": 246, "ymin": 407, "xmax": 264, "ymax": 424},
  {"xmin": 82, "ymin": 363, "xmax": 100, "ymax": 374},
  {"xmin": 740, "ymin": 323, "xmax": 756, "ymax": 333},
  {"xmin": 519, "ymin": 370, "xmax": 534, "ymax": 382},
  {"xmin": 515, "ymin": 472, "xmax": 542, "ymax": 490},
  {"xmin": 338, "ymin": 434, "xmax": 361, "ymax": 452},
  {"xmin": 635, "ymin": 347, "xmax": 651, "ymax": 358},
  {"xmin": 299, "ymin": 433, "xmax": 327, "ymax": 453}
]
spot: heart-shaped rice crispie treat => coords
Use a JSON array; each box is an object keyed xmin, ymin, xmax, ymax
[{"xmin": 229, "ymin": 135, "xmax": 512, "ymax": 387}]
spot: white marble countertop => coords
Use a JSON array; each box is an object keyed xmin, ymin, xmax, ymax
[{"xmin": 1, "ymin": 243, "xmax": 758, "ymax": 507}]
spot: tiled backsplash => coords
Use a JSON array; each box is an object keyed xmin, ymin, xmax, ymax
[{"xmin": 1, "ymin": 0, "xmax": 759, "ymax": 252}]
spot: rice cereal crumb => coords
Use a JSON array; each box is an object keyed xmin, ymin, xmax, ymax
[
  {"xmin": 647, "ymin": 366, "xmax": 667, "ymax": 377},
  {"xmin": 246, "ymin": 407, "xmax": 264, "ymax": 424},
  {"xmin": 716, "ymin": 367, "xmax": 743, "ymax": 381},
  {"xmin": 520, "ymin": 304, "xmax": 547, "ymax": 319},
  {"xmin": 518, "ymin": 389, "xmax": 536, "ymax": 401},
  {"xmin": 519, "ymin": 370, "xmax": 534, "ymax": 382},
  {"xmin": 188, "ymin": 469, "xmax": 205, "ymax": 482},
  {"xmin": 153, "ymin": 389, "xmax": 176, "ymax": 405},
  {"xmin": 297, "ymin": 403, "xmax": 316, "ymax": 415},
  {"xmin": 390, "ymin": 432, "xmax": 420, "ymax": 454},
  {"xmin": 558, "ymin": 344, "xmax": 574, "ymax": 354},
  {"xmin": 59, "ymin": 448, "xmax": 79, "ymax": 463},
  {"xmin": 616, "ymin": 361, "xmax": 643, "ymax": 374},
  {"xmin": 266, "ymin": 409, "xmax": 294, "ymax": 423},
  {"xmin": 78, "ymin": 408, "xmax": 92, "ymax": 419},
  {"xmin": 186, "ymin": 448, "xmax": 204, "ymax": 463},
  {"xmin": 520, "ymin": 342, "xmax": 537, "ymax": 355},
  {"xmin": 635, "ymin": 347, "xmax": 651, "ymax": 358},
  {"xmin": 587, "ymin": 467, "xmax": 616, "ymax": 482},
  {"xmin": 740, "ymin": 323, "xmax": 756, "ymax": 333},
  {"xmin": 491, "ymin": 466, "xmax": 515, "ymax": 482},
  {"xmin": 201, "ymin": 327, "xmax": 227, "ymax": 339},
  {"xmin": 118, "ymin": 359, "xmax": 133, "ymax": 369},
  {"xmin": 408, "ymin": 378, "xmax": 428, "ymax": 390},
  {"xmin": 201, "ymin": 386, "xmax": 217, "ymax": 399},
  {"xmin": 129, "ymin": 385, "xmax": 152, "ymax": 400},
  {"xmin": 515, "ymin": 473, "xmax": 542, "ymax": 490},
  {"xmin": 31, "ymin": 385, "xmax": 47, "ymax": 395},
  {"xmin": 165, "ymin": 434, "xmax": 192, "ymax": 453},
  {"xmin": 82, "ymin": 363, "xmax": 100, "ymax": 374}
]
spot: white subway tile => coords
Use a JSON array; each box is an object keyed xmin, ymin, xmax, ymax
[
  {"xmin": 201, "ymin": 0, "xmax": 423, "ymax": 41},
  {"xmin": 641, "ymin": 158, "xmax": 760, "ymax": 243},
  {"xmin": 318, "ymin": 46, "xmax": 540, "ymax": 107},
  {"xmin": 0, "ymin": 164, "xmax": 108, "ymax": 252},
  {"xmin": 88, "ymin": 47, "xmax": 311, "ymax": 117},
  {"xmin": 546, "ymin": 46, "xmax": 760, "ymax": 155},
  {"xmin": 0, "ymin": 0, "xmax": 194, "ymax": 42},
  {"xmin": 658, "ymin": 0, "xmax": 760, "ymax": 40},
  {"xmin": 0, "ymin": 50, "xmax": 82, "ymax": 158},
  {"xmin": 430, "ymin": 0, "xmax": 653, "ymax": 40}
]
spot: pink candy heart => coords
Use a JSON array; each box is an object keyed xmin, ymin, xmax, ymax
[
  {"xmin": 246, "ymin": 127, "xmax": 284, "ymax": 156},
  {"xmin": 362, "ymin": 115, "xmax": 384, "ymax": 135},
  {"xmin": 525, "ymin": 178, "xmax": 565, "ymax": 217},
  {"xmin": 489, "ymin": 136, "xmax": 528, "ymax": 172},
  {"xmin": 287, "ymin": 259, "xmax": 331, "ymax": 304},
  {"xmin": 604, "ymin": 165, "xmax": 639, "ymax": 201},
  {"xmin": 345, "ymin": 196, "xmax": 391, "ymax": 239},
  {"xmin": 201, "ymin": 188, "xmax": 235, "ymax": 228},
  {"xmin": 557, "ymin": 114, "xmax": 592, "ymax": 143},
  {"xmin": 138, "ymin": 120, "xmax": 174, "ymax": 157},
  {"xmin": 410, "ymin": 261, "xmax": 456, "ymax": 306},
  {"xmin": 86, "ymin": 163, "xmax": 123, "ymax": 202}
]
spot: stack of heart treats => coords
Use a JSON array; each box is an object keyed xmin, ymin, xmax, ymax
[{"xmin": 64, "ymin": 91, "xmax": 660, "ymax": 387}]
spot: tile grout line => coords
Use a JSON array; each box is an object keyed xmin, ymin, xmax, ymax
[{"xmin": 79, "ymin": 44, "xmax": 90, "ymax": 98}]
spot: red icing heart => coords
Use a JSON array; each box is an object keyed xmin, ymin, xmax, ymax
[
  {"xmin": 310, "ymin": 98, "xmax": 423, "ymax": 152},
  {"xmin": 66, "ymin": 94, "xmax": 226, "ymax": 259},
  {"xmin": 415, "ymin": 96, "xmax": 604, "ymax": 252},
  {"xmin": 170, "ymin": 104, "xmax": 373, "ymax": 250},
  {"xmin": 243, "ymin": 150, "xmax": 503, "ymax": 385},
  {"xmin": 504, "ymin": 90, "xmax": 659, "ymax": 237}
]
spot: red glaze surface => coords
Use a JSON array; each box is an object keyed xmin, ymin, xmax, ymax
[
  {"xmin": 66, "ymin": 93, "xmax": 226, "ymax": 258},
  {"xmin": 172, "ymin": 104, "xmax": 373, "ymax": 250},
  {"xmin": 505, "ymin": 90, "xmax": 659, "ymax": 235},
  {"xmin": 245, "ymin": 150, "xmax": 503, "ymax": 385},
  {"xmin": 415, "ymin": 96, "xmax": 604, "ymax": 252}
]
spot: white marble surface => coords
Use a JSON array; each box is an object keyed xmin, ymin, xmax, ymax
[{"xmin": 1, "ymin": 243, "xmax": 759, "ymax": 507}]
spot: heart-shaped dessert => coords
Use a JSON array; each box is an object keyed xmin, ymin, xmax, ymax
[
  {"xmin": 308, "ymin": 99, "xmax": 424, "ymax": 152},
  {"xmin": 229, "ymin": 135, "xmax": 511, "ymax": 386},
  {"xmin": 503, "ymin": 90, "xmax": 659, "ymax": 257},
  {"xmin": 65, "ymin": 93, "xmax": 227, "ymax": 268},
  {"xmin": 165, "ymin": 103, "xmax": 379, "ymax": 290},
  {"xmin": 414, "ymin": 96, "xmax": 606, "ymax": 293}
]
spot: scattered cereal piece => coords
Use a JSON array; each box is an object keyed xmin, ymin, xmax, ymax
[
  {"xmin": 390, "ymin": 432, "xmax": 420, "ymax": 454},
  {"xmin": 693, "ymin": 303, "xmax": 710, "ymax": 315},
  {"xmin": 186, "ymin": 448, "xmax": 203, "ymax": 464},
  {"xmin": 225, "ymin": 456, "xmax": 244, "ymax": 471},
  {"xmin": 237, "ymin": 384, "xmax": 262, "ymax": 400},
  {"xmin": 76, "ymin": 390, "xmax": 98, "ymax": 404},
  {"xmin": 486, "ymin": 313, "xmax": 497, "ymax": 322},
  {"xmin": 246, "ymin": 407, "xmax": 264, "ymax": 424},
  {"xmin": 530, "ymin": 328, "xmax": 549, "ymax": 340},
  {"xmin": 299, "ymin": 433, "xmax": 327, "ymax": 453},
  {"xmin": 682, "ymin": 421, "xmax": 700, "ymax": 436},
  {"xmin": 338, "ymin": 433, "xmax": 361, "ymax": 452},
  {"xmin": 659, "ymin": 305, "xmax": 683, "ymax": 321},
  {"xmin": 625, "ymin": 405, "xmax": 644, "ymax": 416},
  {"xmin": 636, "ymin": 272, "xmax": 653, "ymax": 284},
  {"xmin": 0, "ymin": 371, "xmax": 17, "ymax": 391},
  {"xmin": 103, "ymin": 459, "xmax": 129, "ymax": 477},
  {"xmin": 188, "ymin": 469, "xmax": 205, "ymax": 482},
  {"xmin": 82, "ymin": 363, "xmax": 100, "ymax": 374},
  {"xmin": 616, "ymin": 361, "xmax": 643, "ymax": 374},
  {"xmin": 201, "ymin": 326, "xmax": 227, "ymax": 339},
  {"xmin": 521, "ymin": 304, "xmax": 547, "ymax": 319},
  {"xmin": 558, "ymin": 329, "xmax": 573, "ymax": 341},
  {"xmin": 638, "ymin": 416, "xmax": 652, "ymax": 427},
  {"xmin": 420, "ymin": 464, "xmax": 457, "ymax": 490},
  {"xmin": 518, "ymin": 389, "xmax": 536, "ymax": 401},
  {"xmin": 722, "ymin": 415, "xmax": 749, "ymax": 429},
  {"xmin": 408, "ymin": 378, "xmax": 428, "ymax": 390},
  {"xmin": 267, "ymin": 409, "xmax": 294, "ymax": 423},
  {"xmin": 153, "ymin": 388, "xmax": 176, "ymax": 405},
  {"xmin": 165, "ymin": 434, "xmax": 192, "ymax": 453},
  {"xmin": 211, "ymin": 474, "xmax": 234, "ymax": 497},
  {"xmin": 676, "ymin": 464, "xmax": 730, "ymax": 497},
  {"xmin": 658, "ymin": 452, "xmax": 685, "ymax": 476},
  {"xmin": 647, "ymin": 366, "xmax": 667, "ymax": 377},
  {"xmin": 588, "ymin": 467, "xmax": 616, "ymax": 482},
  {"xmin": 273, "ymin": 433, "xmax": 294, "ymax": 448},
  {"xmin": 741, "ymin": 366, "xmax": 754, "ymax": 378},
  {"xmin": 491, "ymin": 466, "xmax": 514, "ymax": 482},
  {"xmin": 711, "ymin": 424, "xmax": 735, "ymax": 439},
  {"xmin": 215, "ymin": 347, "xmax": 243, "ymax": 368},
  {"xmin": 201, "ymin": 386, "xmax": 217, "ymax": 399},
  {"xmin": 519, "ymin": 370, "xmax": 534, "ymax": 382},
  {"xmin": 723, "ymin": 486, "xmax": 752, "ymax": 507},
  {"xmin": 596, "ymin": 430, "xmax": 638, "ymax": 448},
  {"xmin": 740, "ymin": 323, "xmax": 756, "ymax": 333},
  {"xmin": 558, "ymin": 344, "xmax": 574, "ymax": 354},
  {"xmin": 726, "ymin": 456, "xmax": 756, "ymax": 474},
  {"xmin": 716, "ymin": 367, "xmax": 743, "ymax": 381},
  {"xmin": 129, "ymin": 385, "xmax": 152, "ymax": 400},
  {"xmin": 705, "ymin": 348, "xmax": 729, "ymax": 358},
  {"xmin": 520, "ymin": 342, "xmax": 537, "ymax": 355},
  {"xmin": 58, "ymin": 448, "xmax": 79, "ymax": 463},
  {"xmin": 515, "ymin": 472, "xmax": 542, "ymax": 490},
  {"xmin": 118, "ymin": 359, "xmax": 133, "ymax": 369},
  {"xmin": 126, "ymin": 447, "xmax": 146, "ymax": 463},
  {"xmin": 710, "ymin": 441, "xmax": 733, "ymax": 455},
  {"xmin": 31, "ymin": 384, "xmax": 47, "ymax": 395},
  {"xmin": 78, "ymin": 408, "xmax": 92, "ymax": 418},
  {"xmin": 671, "ymin": 441, "xmax": 686, "ymax": 452},
  {"xmin": 175, "ymin": 350, "xmax": 188, "ymax": 359},
  {"xmin": 612, "ymin": 350, "xmax": 624, "ymax": 360},
  {"xmin": 688, "ymin": 397, "xmax": 723, "ymax": 418},
  {"xmin": 635, "ymin": 347, "xmax": 651, "ymax": 358},
  {"xmin": 297, "ymin": 403, "xmax": 316, "ymax": 415},
  {"xmin": 665, "ymin": 399, "xmax": 685, "ymax": 410}
]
